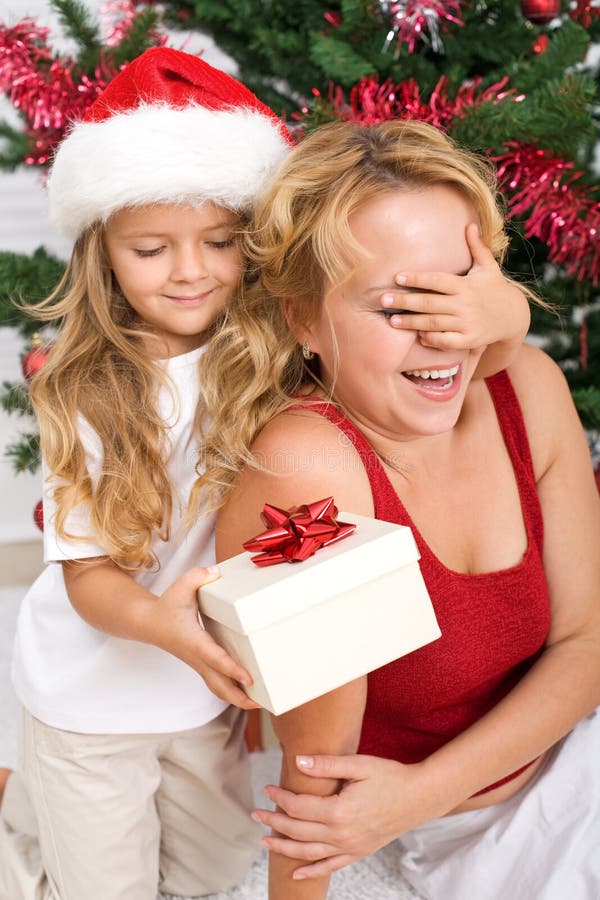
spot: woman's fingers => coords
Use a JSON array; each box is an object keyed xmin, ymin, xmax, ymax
[
  {"xmin": 261, "ymin": 783, "xmax": 335, "ymax": 821},
  {"xmin": 292, "ymin": 854, "xmax": 357, "ymax": 880},
  {"xmin": 261, "ymin": 835, "xmax": 339, "ymax": 861},
  {"xmin": 253, "ymin": 807, "xmax": 329, "ymax": 842}
]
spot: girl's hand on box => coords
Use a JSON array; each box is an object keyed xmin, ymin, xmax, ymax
[
  {"xmin": 254, "ymin": 753, "xmax": 432, "ymax": 879},
  {"xmin": 64, "ymin": 559, "xmax": 258, "ymax": 709},
  {"xmin": 152, "ymin": 566, "xmax": 260, "ymax": 709},
  {"xmin": 380, "ymin": 223, "xmax": 530, "ymax": 353}
]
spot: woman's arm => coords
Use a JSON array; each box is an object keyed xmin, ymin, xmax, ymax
[
  {"xmin": 266, "ymin": 682, "xmax": 367, "ymax": 900},
  {"xmin": 252, "ymin": 345, "xmax": 600, "ymax": 876},
  {"xmin": 216, "ymin": 409, "xmax": 374, "ymax": 898},
  {"xmin": 63, "ymin": 558, "xmax": 257, "ymax": 708}
]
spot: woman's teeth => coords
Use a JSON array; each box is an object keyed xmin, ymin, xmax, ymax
[{"xmin": 404, "ymin": 365, "xmax": 460, "ymax": 380}]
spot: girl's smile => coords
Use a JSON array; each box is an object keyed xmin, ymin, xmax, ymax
[{"xmin": 163, "ymin": 290, "xmax": 216, "ymax": 305}]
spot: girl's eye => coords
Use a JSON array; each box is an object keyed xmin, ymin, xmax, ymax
[
  {"xmin": 207, "ymin": 237, "xmax": 235, "ymax": 249},
  {"xmin": 135, "ymin": 247, "xmax": 164, "ymax": 257}
]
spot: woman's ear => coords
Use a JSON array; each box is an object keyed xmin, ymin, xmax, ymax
[
  {"xmin": 283, "ymin": 298, "xmax": 320, "ymax": 355},
  {"xmin": 282, "ymin": 297, "xmax": 298, "ymax": 333},
  {"xmin": 283, "ymin": 297, "xmax": 308, "ymax": 344}
]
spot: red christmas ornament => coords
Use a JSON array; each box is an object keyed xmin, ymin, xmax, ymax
[
  {"xmin": 21, "ymin": 335, "xmax": 50, "ymax": 379},
  {"xmin": 570, "ymin": 0, "xmax": 600, "ymax": 29},
  {"xmin": 520, "ymin": 0, "xmax": 560, "ymax": 24},
  {"xmin": 532, "ymin": 33, "xmax": 549, "ymax": 53},
  {"xmin": 33, "ymin": 499, "xmax": 44, "ymax": 532}
]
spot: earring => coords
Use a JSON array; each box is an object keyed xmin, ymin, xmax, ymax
[{"xmin": 302, "ymin": 341, "xmax": 315, "ymax": 360}]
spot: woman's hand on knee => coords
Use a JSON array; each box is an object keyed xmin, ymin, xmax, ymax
[{"xmin": 252, "ymin": 753, "xmax": 418, "ymax": 878}]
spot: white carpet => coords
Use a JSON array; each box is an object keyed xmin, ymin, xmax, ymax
[{"xmin": 1, "ymin": 586, "xmax": 419, "ymax": 899}]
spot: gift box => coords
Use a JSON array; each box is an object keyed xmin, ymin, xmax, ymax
[{"xmin": 198, "ymin": 506, "xmax": 441, "ymax": 715}]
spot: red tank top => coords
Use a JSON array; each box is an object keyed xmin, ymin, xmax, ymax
[{"xmin": 304, "ymin": 370, "xmax": 551, "ymax": 794}]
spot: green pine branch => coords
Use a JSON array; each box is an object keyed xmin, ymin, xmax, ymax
[
  {"xmin": 513, "ymin": 19, "xmax": 590, "ymax": 93},
  {"xmin": 339, "ymin": 0, "xmax": 368, "ymax": 31},
  {"xmin": 572, "ymin": 386, "xmax": 600, "ymax": 433},
  {"xmin": 111, "ymin": 7, "xmax": 164, "ymax": 69},
  {"xmin": 50, "ymin": 0, "xmax": 103, "ymax": 69},
  {"xmin": 309, "ymin": 33, "xmax": 376, "ymax": 84},
  {"xmin": 0, "ymin": 248, "xmax": 66, "ymax": 337},
  {"xmin": 450, "ymin": 71, "xmax": 596, "ymax": 158},
  {"xmin": 1, "ymin": 381, "xmax": 33, "ymax": 417},
  {"xmin": 5, "ymin": 432, "xmax": 41, "ymax": 474}
]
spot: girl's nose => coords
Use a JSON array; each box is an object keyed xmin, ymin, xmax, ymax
[{"xmin": 171, "ymin": 247, "xmax": 209, "ymax": 282}]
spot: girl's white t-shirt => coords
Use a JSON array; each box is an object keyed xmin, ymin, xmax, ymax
[{"xmin": 12, "ymin": 345, "xmax": 228, "ymax": 734}]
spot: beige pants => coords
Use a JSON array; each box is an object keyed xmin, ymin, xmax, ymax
[{"xmin": 0, "ymin": 706, "xmax": 260, "ymax": 900}]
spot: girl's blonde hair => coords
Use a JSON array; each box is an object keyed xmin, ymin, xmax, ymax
[
  {"xmin": 193, "ymin": 119, "xmax": 542, "ymax": 514},
  {"xmin": 30, "ymin": 224, "xmax": 221, "ymax": 571}
]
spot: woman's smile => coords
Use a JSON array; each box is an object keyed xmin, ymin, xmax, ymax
[{"xmin": 401, "ymin": 363, "xmax": 462, "ymax": 401}]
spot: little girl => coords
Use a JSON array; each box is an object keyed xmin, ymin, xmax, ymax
[{"xmin": 0, "ymin": 47, "xmax": 292, "ymax": 900}]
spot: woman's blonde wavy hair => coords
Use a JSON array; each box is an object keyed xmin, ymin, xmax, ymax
[
  {"xmin": 28, "ymin": 224, "xmax": 208, "ymax": 571},
  {"xmin": 194, "ymin": 119, "xmax": 544, "ymax": 515}
]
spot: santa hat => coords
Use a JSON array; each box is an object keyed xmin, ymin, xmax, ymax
[{"xmin": 47, "ymin": 47, "xmax": 294, "ymax": 240}]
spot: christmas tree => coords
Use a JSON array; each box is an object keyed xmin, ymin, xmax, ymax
[{"xmin": 1, "ymin": 0, "xmax": 599, "ymax": 489}]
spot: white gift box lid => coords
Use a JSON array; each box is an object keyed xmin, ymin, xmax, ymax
[{"xmin": 200, "ymin": 512, "xmax": 421, "ymax": 634}]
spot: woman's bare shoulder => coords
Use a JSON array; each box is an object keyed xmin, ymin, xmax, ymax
[
  {"xmin": 506, "ymin": 344, "xmax": 576, "ymax": 415},
  {"xmin": 216, "ymin": 406, "xmax": 374, "ymax": 559},
  {"xmin": 506, "ymin": 343, "xmax": 585, "ymax": 477}
]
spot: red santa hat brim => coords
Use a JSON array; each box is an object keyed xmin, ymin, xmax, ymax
[{"xmin": 47, "ymin": 49, "xmax": 293, "ymax": 240}]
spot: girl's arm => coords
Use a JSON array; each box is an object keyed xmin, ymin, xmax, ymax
[
  {"xmin": 63, "ymin": 559, "xmax": 258, "ymax": 708},
  {"xmin": 379, "ymin": 223, "xmax": 531, "ymax": 378},
  {"xmin": 216, "ymin": 411, "xmax": 374, "ymax": 899},
  {"xmin": 252, "ymin": 345, "xmax": 600, "ymax": 877}
]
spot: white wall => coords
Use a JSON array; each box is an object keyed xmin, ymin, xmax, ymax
[{"xmin": 0, "ymin": 0, "xmax": 233, "ymax": 543}]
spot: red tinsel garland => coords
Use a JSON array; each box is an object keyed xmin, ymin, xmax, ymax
[
  {"xmin": 100, "ymin": 0, "xmax": 166, "ymax": 47},
  {"xmin": 328, "ymin": 74, "xmax": 520, "ymax": 129},
  {"xmin": 0, "ymin": 20, "xmax": 111, "ymax": 165},
  {"xmin": 380, "ymin": 1, "xmax": 464, "ymax": 54},
  {"xmin": 494, "ymin": 144, "xmax": 600, "ymax": 284},
  {"xmin": 316, "ymin": 75, "xmax": 599, "ymax": 284},
  {"xmin": 101, "ymin": 0, "xmax": 140, "ymax": 46}
]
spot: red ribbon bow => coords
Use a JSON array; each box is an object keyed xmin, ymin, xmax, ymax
[{"xmin": 243, "ymin": 497, "xmax": 356, "ymax": 567}]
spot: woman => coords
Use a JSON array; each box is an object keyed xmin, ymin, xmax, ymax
[{"xmin": 195, "ymin": 120, "xmax": 600, "ymax": 900}]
